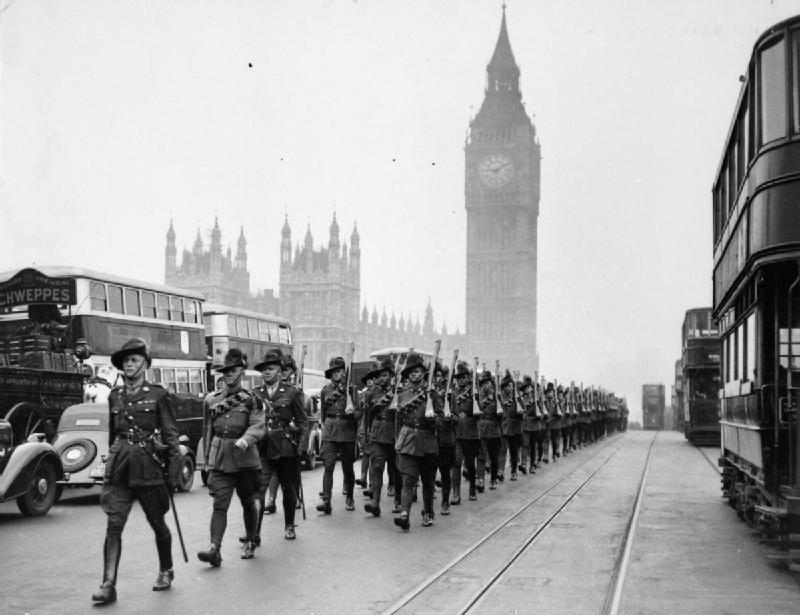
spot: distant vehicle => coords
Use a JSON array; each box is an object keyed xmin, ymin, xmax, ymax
[
  {"xmin": 681, "ymin": 308, "xmax": 721, "ymax": 446},
  {"xmin": 0, "ymin": 418, "xmax": 63, "ymax": 516},
  {"xmin": 641, "ymin": 384, "xmax": 665, "ymax": 430},
  {"xmin": 54, "ymin": 402, "xmax": 197, "ymax": 496}
]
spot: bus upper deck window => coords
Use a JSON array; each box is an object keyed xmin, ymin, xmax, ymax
[
  {"xmin": 107, "ymin": 285, "xmax": 123, "ymax": 314},
  {"xmin": 124, "ymin": 288, "xmax": 140, "ymax": 316},
  {"xmin": 141, "ymin": 292, "xmax": 156, "ymax": 318},
  {"xmin": 170, "ymin": 296, "xmax": 184, "ymax": 322},
  {"xmin": 278, "ymin": 325, "xmax": 291, "ymax": 344},
  {"xmin": 156, "ymin": 294, "xmax": 170, "ymax": 320},
  {"xmin": 258, "ymin": 321, "xmax": 270, "ymax": 341},
  {"xmin": 90, "ymin": 282, "xmax": 107, "ymax": 311},
  {"xmin": 185, "ymin": 300, "xmax": 197, "ymax": 323}
]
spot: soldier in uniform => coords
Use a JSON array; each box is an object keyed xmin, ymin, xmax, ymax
[
  {"xmin": 317, "ymin": 356, "xmax": 360, "ymax": 514},
  {"xmin": 197, "ymin": 349, "xmax": 265, "ymax": 565},
  {"xmin": 520, "ymin": 376, "xmax": 543, "ymax": 473},
  {"xmin": 451, "ymin": 361, "xmax": 481, "ymax": 501},
  {"xmin": 251, "ymin": 349, "xmax": 309, "ymax": 542},
  {"xmin": 433, "ymin": 362, "xmax": 456, "ymax": 515},
  {"xmin": 499, "ymin": 371, "xmax": 523, "ymax": 481},
  {"xmin": 356, "ymin": 370, "xmax": 374, "ymax": 497},
  {"xmin": 545, "ymin": 383, "xmax": 561, "ymax": 461},
  {"xmin": 363, "ymin": 358, "xmax": 399, "ymax": 516},
  {"xmin": 394, "ymin": 353, "xmax": 440, "ymax": 530},
  {"xmin": 92, "ymin": 338, "xmax": 181, "ymax": 605},
  {"xmin": 476, "ymin": 370, "xmax": 502, "ymax": 490}
]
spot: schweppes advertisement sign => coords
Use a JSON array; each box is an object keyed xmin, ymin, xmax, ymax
[{"xmin": 0, "ymin": 268, "xmax": 77, "ymax": 308}]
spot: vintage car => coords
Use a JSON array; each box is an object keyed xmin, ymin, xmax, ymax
[
  {"xmin": 53, "ymin": 403, "xmax": 197, "ymax": 496},
  {"xmin": 0, "ymin": 418, "xmax": 63, "ymax": 516}
]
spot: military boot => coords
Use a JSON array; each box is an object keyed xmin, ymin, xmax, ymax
[
  {"xmin": 394, "ymin": 511, "xmax": 410, "ymax": 531},
  {"xmin": 345, "ymin": 497, "xmax": 355, "ymax": 511},
  {"xmin": 152, "ymin": 569, "xmax": 174, "ymax": 591},
  {"xmin": 91, "ymin": 535, "xmax": 121, "ymax": 605},
  {"xmin": 364, "ymin": 501, "xmax": 381, "ymax": 517},
  {"xmin": 421, "ymin": 512, "xmax": 434, "ymax": 527},
  {"xmin": 316, "ymin": 499, "xmax": 332, "ymax": 515},
  {"xmin": 264, "ymin": 497, "xmax": 277, "ymax": 515},
  {"xmin": 441, "ymin": 502, "xmax": 450, "ymax": 516},
  {"xmin": 241, "ymin": 541, "xmax": 256, "ymax": 559},
  {"xmin": 450, "ymin": 489, "xmax": 461, "ymax": 505},
  {"xmin": 197, "ymin": 544, "xmax": 222, "ymax": 567}
]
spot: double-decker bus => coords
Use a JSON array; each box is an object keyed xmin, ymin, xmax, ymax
[
  {"xmin": 202, "ymin": 303, "xmax": 293, "ymax": 390},
  {"xmin": 0, "ymin": 267, "xmax": 208, "ymax": 394},
  {"xmin": 712, "ymin": 16, "xmax": 800, "ymax": 536},
  {"xmin": 681, "ymin": 308, "xmax": 721, "ymax": 445}
]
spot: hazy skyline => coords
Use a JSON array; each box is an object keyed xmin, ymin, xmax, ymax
[{"xmin": 3, "ymin": 0, "xmax": 799, "ymax": 419}]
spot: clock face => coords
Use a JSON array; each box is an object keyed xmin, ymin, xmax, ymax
[{"xmin": 478, "ymin": 154, "xmax": 514, "ymax": 187}]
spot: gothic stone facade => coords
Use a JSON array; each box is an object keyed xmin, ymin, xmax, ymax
[{"xmin": 465, "ymin": 11, "xmax": 540, "ymax": 373}]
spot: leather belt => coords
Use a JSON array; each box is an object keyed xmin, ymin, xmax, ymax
[{"xmin": 116, "ymin": 432, "xmax": 152, "ymax": 444}]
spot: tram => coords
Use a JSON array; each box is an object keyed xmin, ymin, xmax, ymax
[
  {"xmin": 674, "ymin": 358, "xmax": 684, "ymax": 433},
  {"xmin": 712, "ymin": 16, "xmax": 800, "ymax": 538},
  {"xmin": 641, "ymin": 384, "xmax": 665, "ymax": 430},
  {"xmin": 681, "ymin": 308, "xmax": 721, "ymax": 445}
]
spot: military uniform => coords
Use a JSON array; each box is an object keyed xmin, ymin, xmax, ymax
[
  {"xmin": 434, "ymin": 375, "xmax": 456, "ymax": 515},
  {"xmin": 363, "ymin": 368, "xmax": 401, "ymax": 516},
  {"xmin": 451, "ymin": 363, "xmax": 480, "ymax": 501},
  {"xmin": 500, "ymin": 375, "xmax": 523, "ymax": 481},
  {"xmin": 521, "ymin": 381, "xmax": 544, "ymax": 471},
  {"xmin": 477, "ymin": 372, "xmax": 502, "ymax": 489},
  {"xmin": 252, "ymin": 359, "xmax": 309, "ymax": 540},
  {"xmin": 318, "ymin": 356, "xmax": 361, "ymax": 513},
  {"xmin": 93, "ymin": 338, "xmax": 180, "ymax": 605},
  {"xmin": 394, "ymin": 374, "xmax": 440, "ymax": 529},
  {"xmin": 545, "ymin": 385, "xmax": 561, "ymax": 461},
  {"xmin": 199, "ymin": 356, "xmax": 265, "ymax": 564}
]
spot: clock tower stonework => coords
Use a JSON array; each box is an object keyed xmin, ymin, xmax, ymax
[{"xmin": 465, "ymin": 9, "xmax": 540, "ymax": 372}]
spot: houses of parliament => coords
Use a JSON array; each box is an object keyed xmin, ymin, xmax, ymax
[{"xmin": 164, "ymin": 9, "xmax": 539, "ymax": 373}]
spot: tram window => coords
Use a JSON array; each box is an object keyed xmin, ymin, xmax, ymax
[
  {"xmin": 268, "ymin": 322, "xmax": 279, "ymax": 342},
  {"xmin": 124, "ymin": 288, "xmax": 140, "ymax": 316},
  {"xmin": 793, "ymin": 29, "xmax": 800, "ymax": 132},
  {"xmin": 141, "ymin": 292, "xmax": 156, "ymax": 318},
  {"xmin": 90, "ymin": 282, "xmax": 107, "ymax": 311},
  {"xmin": 279, "ymin": 325, "xmax": 292, "ymax": 345},
  {"xmin": 728, "ymin": 147, "xmax": 737, "ymax": 207},
  {"xmin": 156, "ymin": 294, "xmax": 170, "ymax": 320},
  {"xmin": 147, "ymin": 368, "xmax": 162, "ymax": 384},
  {"xmin": 170, "ymin": 296, "xmax": 184, "ymax": 322},
  {"xmin": 737, "ymin": 324, "xmax": 744, "ymax": 380},
  {"xmin": 746, "ymin": 313, "xmax": 756, "ymax": 382},
  {"xmin": 759, "ymin": 37, "xmax": 787, "ymax": 144},
  {"xmin": 189, "ymin": 368, "xmax": 204, "ymax": 394},
  {"xmin": 236, "ymin": 317, "xmax": 248, "ymax": 337},
  {"xmin": 737, "ymin": 106, "xmax": 747, "ymax": 185},
  {"xmin": 258, "ymin": 320, "xmax": 271, "ymax": 341}
]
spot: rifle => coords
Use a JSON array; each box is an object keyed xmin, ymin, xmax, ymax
[
  {"xmin": 443, "ymin": 348, "xmax": 458, "ymax": 418},
  {"xmin": 297, "ymin": 345, "xmax": 307, "ymax": 391},
  {"xmin": 423, "ymin": 340, "xmax": 442, "ymax": 418},
  {"xmin": 472, "ymin": 357, "xmax": 482, "ymax": 415},
  {"xmin": 512, "ymin": 370, "xmax": 525, "ymax": 416},
  {"xmin": 494, "ymin": 360, "xmax": 501, "ymax": 415},
  {"xmin": 344, "ymin": 342, "xmax": 356, "ymax": 414}
]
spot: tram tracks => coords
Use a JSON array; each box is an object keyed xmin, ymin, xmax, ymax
[
  {"xmin": 383, "ymin": 433, "xmax": 642, "ymax": 615},
  {"xmin": 697, "ymin": 445, "xmax": 722, "ymax": 475}
]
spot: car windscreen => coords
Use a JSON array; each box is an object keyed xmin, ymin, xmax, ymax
[{"xmin": 58, "ymin": 413, "xmax": 108, "ymax": 431}]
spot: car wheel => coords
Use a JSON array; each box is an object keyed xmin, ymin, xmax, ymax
[
  {"xmin": 176, "ymin": 456, "xmax": 195, "ymax": 492},
  {"xmin": 17, "ymin": 461, "xmax": 57, "ymax": 516}
]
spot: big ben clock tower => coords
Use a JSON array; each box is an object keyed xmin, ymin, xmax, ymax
[{"xmin": 465, "ymin": 8, "xmax": 540, "ymax": 372}]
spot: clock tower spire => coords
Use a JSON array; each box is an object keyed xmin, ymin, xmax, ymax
[{"xmin": 464, "ymin": 7, "xmax": 540, "ymax": 373}]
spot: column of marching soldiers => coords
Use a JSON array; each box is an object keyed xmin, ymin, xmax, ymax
[{"xmin": 90, "ymin": 337, "xmax": 628, "ymax": 605}]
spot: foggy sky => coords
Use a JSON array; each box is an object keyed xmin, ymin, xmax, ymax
[{"xmin": 2, "ymin": 0, "xmax": 798, "ymax": 421}]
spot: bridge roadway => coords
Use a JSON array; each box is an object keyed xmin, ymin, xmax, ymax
[{"xmin": 1, "ymin": 431, "xmax": 798, "ymax": 614}]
